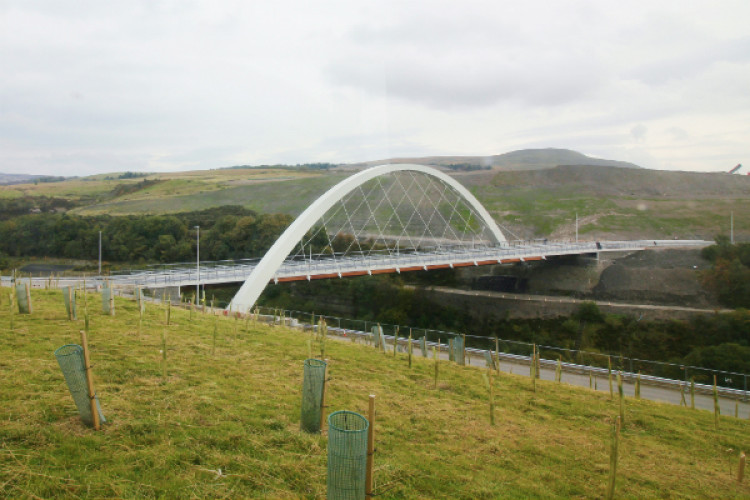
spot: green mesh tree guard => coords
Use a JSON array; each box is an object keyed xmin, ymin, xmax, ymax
[
  {"xmin": 62, "ymin": 286, "xmax": 77, "ymax": 320},
  {"xmin": 327, "ymin": 411, "xmax": 369, "ymax": 500},
  {"xmin": 371, "ymin": 325, "xmax": 382, "ymax": 348},
  {"xmin": 15, "ymin": 283, "xmax": 31, "ymax": 314},
  {"xmin": 135, "ymin": 287, "xmax": 144, "ymax": 312},
  {"xmin": 54, "ymin": 344, "xmax": 106, "ymax": 427},
  {"xmin": 420, "ymin": 336, "xmax": 427, "ymax": 358},
  {"xmin": 452, "ymin": 335, "xmax": 465, "ymax": 365},
  {"xmin": 300, "ymin": 358, "xmax": 327, "ymax": 433},
  {"xmin": 101, "ymin": 287, "xmax": 114, "ymax": 315},
  {"xmin": 484, "ymin": 351, "xmax": 497, "ymax": 370}
]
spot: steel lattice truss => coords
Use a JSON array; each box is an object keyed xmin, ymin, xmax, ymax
[{"xmin": 287, "ymin": 170, "xmax": 498, "ymax": 262}]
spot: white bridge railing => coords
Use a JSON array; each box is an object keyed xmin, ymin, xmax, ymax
[{"xmin": 0, "ymin": 239, "xmax": 710, "ymax": 290}]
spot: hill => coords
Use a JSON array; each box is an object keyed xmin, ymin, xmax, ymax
[
  {"xmin": 348, "ymin": 148, "xmax": 641, "ymax": 171},
  {"xmin": 0, "ymin": 150, "xmax": 748, "ymax": 240},
  {"xmin": 1, "ymin": 289, "xmax": 749, "ymax": 498},
  {"xmin": 0, "ymin": 172, "xmax": 58, "ymax": 185},
  {"xmin": 457, "ymin": 164, "xmax": 750, "ymax": 240}
]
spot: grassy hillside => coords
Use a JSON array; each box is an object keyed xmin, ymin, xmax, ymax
[
  {"xmin": 459, "ymin": 165, "xmax": 750, "ymax": 240},
  {"xmin": 1, "ymin": 158, "xmax": 748, "ymax": 240},
  {"xmin": 1, "ymin": 289, "xmax": 749, "ymax": 498}
]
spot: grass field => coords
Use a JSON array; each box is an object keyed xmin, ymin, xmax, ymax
[{"xmin": 1, "ymin": 289, "xmax": 749, "ymax": 498}]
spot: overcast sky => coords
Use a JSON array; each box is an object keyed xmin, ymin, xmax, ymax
[{"xmin": 1, "ymin": 1, "xmax": 749, "ymax": 176}]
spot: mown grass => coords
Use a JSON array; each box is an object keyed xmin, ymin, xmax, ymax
[{"xmin": 1, "ymin": 289, "xmax": 749, "ymax": 498}]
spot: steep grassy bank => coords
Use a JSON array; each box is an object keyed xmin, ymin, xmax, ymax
[{"xmin": 1, "ymin": 290, "xmax": 749, "ymax": 498}]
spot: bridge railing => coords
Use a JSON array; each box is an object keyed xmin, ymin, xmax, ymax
[{"xmin": 0, "ymin": 239, "xmax": 712, "ymax": 288}]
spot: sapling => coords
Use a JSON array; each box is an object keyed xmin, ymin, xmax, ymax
[
  {"xmin": 166, "ymin": 299, "xmax": 171, "ymax": 326},
  {"xmin": 608, "ymin": 356, "xmax": 613, "ymax": 399},
  {"xmin": 556, "ymin": 356, "xmax": 562, "ymax": 383}
]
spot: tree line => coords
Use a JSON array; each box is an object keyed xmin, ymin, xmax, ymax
[
  {"xmin": 700, "ymin": 235, "xmax": 750, "ymax": 308},
  {"xmin": 0, "ymin": 206, "xmax": 295, "ymax": 265},
  {"xmin": 260, "ymin": 263, "xmax": 750, "ymax": 382}
]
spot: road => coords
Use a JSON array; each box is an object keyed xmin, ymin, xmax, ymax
[{"xmin": 330, "ymin": 327, "xmax": 750, "ymax": 419}]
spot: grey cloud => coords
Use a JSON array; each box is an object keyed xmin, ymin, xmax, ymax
[
  {"xmin": 327, "ymin": 49, "xmax": 606, "ymax": 109},
  {"xmin": 630, "ymin": 37, "xmax": 750, "ymax": 85},
  {"xmin": 630, "ymin": 124, "xmax": 647, "ymax": 142}
]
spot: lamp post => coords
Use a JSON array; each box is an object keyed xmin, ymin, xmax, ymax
[{"xmin": 195, "ymin": 226, "xmax": 200, "ymax": 302}]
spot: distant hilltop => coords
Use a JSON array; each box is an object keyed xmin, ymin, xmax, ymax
[
  {"xmin": 0, "ymin": 173, "xmax": 67, "ymax": 185},
  {"xmin": 346, "ymin": 148, "xmax": 642, "ymax": 171}
]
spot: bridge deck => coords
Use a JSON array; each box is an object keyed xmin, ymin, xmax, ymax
[{"xmin": 1, "ymin": 239, "xmax": 710, "ymax": 290}]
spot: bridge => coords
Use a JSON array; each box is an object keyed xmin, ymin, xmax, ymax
[{"xmin": 2, "ymin": 164, "xmax": 711, "ymax": 307}]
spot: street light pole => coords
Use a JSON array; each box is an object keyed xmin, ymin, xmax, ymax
[{"xmin": 195, "ymin": 226, "xmax": 200, "ymax": 302}]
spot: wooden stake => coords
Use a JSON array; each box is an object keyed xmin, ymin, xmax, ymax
[
  {"xmin": 393, "ymin": 326, "xmax": 398, "ymax": 357},
  {"xmin": 495, "ymin": 334, "xmax": 500, "ymax": 374},
  {"xmin": 635, "ymin": 371, "xmax": 641, "ymax": 399},
  {"xmin": 80, "ymin": 330, "xmax": 100, "ymax": 431},
  {"xmin": 714, "ymin": 374, "xmax": 720, "ymax": 429},
  {"xmin": 25, "ymin": 282, "xmax": 32, "ymax": 314},
  {"xmin": 366, "ymin": 394, "xmax": 375, "ymax": 498},
  {"xmin": 690, "ymin": 377, "xmax": 695, "ymax": 409},
  {"xmin": 739, "ymin": 452, "xmax": 746, "ymax": 483},
  {"xmin": 462, "ymin": 333, "xmax": 466, "ymax": 366},
  {"xmin": 67, "ymin": 287, "xmax": 73, "ymax": 321},
  {"xmin": 408, "ymin": 330, "xmax": 412, "ymax": 369},
  {"xmin": 319, "ymin": 359, "xmax": 328, "ymax": 432},
  {"xmin": 434, "ymin": 339, "xmax": 440, "ymax": 389},
  {"xmin": 607, "ymin": 416, "xmax": 621, "ymax": 500}
]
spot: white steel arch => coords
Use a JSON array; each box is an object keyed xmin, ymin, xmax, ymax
[{"xmin": 228, "ymin": 163, "xmax": 506, "ymax": 312}]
